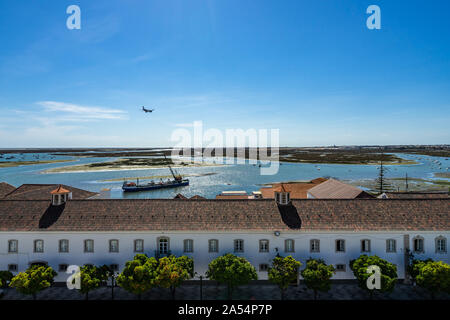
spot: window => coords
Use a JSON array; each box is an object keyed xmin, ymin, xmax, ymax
[
  {"xmin": 34, "ymin": 240, "xmax": 44, "ymax": 253},
  {"xmin": 335, "ymin": 264, "xmax": 346, "ymax": 272},
  {"xmin": 8, "ymin": 240, "xmax": 18, "ymax": 253},
  {"xmin": 84, "ymin": 239, "xmax": 94, "ymax": 253},
  {"xmin": 134, "ymin": 239, "xmax": 144, "ymax": 252},
  {"xmin": 435, "ymin": 236, "xmax": 447, "ymax": 253},
  {"xmin": 285, "ymin": 239, "xmax": 295, "ymax": 252},
  {"xmin": 184, "ymin": 239, "xmax": 194, "ymax": 253},
  {"xmin": 361, "ymin": 239, "xmax": 371, "ymax": 252},
  {"xmin": 259, "ymin": 264, "xmax": 269, "ymax": 272},
  {"xmin": 275, "ymin": 193, "xmax": 281, "ymax": 203},
  {"xmin": 59, "ymin": 264, "xmax": 68, "ymax": 272},
  {"xmin": 110, "ymin": 264, "xmax": 119, "ymax": 272},
  {"xmin": 259, "ymin": 240, "xmax": 269, "ymax": 252},
  {"xmin": 208, "ymin": 239, "xmax": 219, "ymax": 253},
  {"xmin": 386, "ymin": 239, "xmax": 396, "ymax": 252},
  {"xmin": 59, "ymin": 239, "xmax": 69, "ymax": 253},
  {"xmin": 159, "ymin": 238, "xmax": 169, "ymax": 254},
  {"xmin": 336, "ymin": 239, "xmax": 345, "ymax": 252},
  {"xmin": 109, "ymin": 239, "xmax": 119, "ymax": 253},
  {"xmin": 234, "ymin": 239, "xmax": 244, "ymax": 252},
  {"xmin": 310, "ymin": 239, "xmax": 320, "ymax": 253},
  {"xmin": 8, "ymin": 264, "xmax": 18, "ymax": 272},
  {"xmin": 413, "ymin": 236, "xmax": 424, "ymax": 253}
]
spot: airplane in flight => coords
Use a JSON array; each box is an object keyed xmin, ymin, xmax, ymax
[{"xmin": 142, "ymin": 106, "xmax": 155, "ymax": 113}]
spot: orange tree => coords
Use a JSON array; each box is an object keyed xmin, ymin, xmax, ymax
[
  {"xmin": 155, "ymin": 255, "xmax": 194, "ymax": 299},
  {"xmin": 206, "ymin": 253, "xmax": 257, "ymax": 299},
  {"xmin": 268, "ymin": 255, "xmax": 301, "ymax": 300},
  {"xmin": 9, "ymin": 265, "xmax": 57, "ymax": 300},
  {"xmin": 415, "ymin": 261, "xmax": 450, "ymax": 299},
  {"xmin": 117, "ymin": 254, "xmax": 158, "ymax": 300},
  {"xmin": 301, "ymin": 258, "xmax": 335, "ymax": 300}
]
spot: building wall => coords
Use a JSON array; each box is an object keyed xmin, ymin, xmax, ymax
[{"xmin": 0, "ymin": 231, "xmax": 448, "ymax": 282}]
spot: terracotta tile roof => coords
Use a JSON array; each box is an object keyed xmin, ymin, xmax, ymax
[
  {"xmin": 260, "ymin": 178, "xmax": 327, "ymax": 199},
  {"xmin": 174, "ymin": 193, "xmax": 187, "ymax": 199},
  {"xmin": 50, "ymin": 185, "xmax": 71, "ymax": 194},
  {"xmin": 379, "ymin": 192, "xmax": 449, "ymax": 199},
  {"xmin": 190, "ymin": 195, "xmax": 206, "ymax": 199},
  {"xmin": 215, "ymin": 195, "xmax": 250, "ymax": 199},
  {"xmin": 2, "ymin": 184, "xmax": 98, "ymax": 200},
  {"xmin": 0, "ymin": 182, "xmax": 16, "ymax": 198},
  {"xmin": 0, "ymin": 199, "xmax": 448, "ymax": 232},
  {"xmin": 307, "ymin": 179, "xmax": 372, "ymax": 199}
]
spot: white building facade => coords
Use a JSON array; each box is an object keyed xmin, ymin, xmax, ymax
[
  {"xmin": 0, "ymin": 231, "xmax": 448, "ymax": 282},
  {"xmin": 0, "ymin": 187, "xmax": 449, "ymax": 283}
]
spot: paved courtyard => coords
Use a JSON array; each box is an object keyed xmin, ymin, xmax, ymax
[{"xmin": 1, "ymin": 282, "xmax": 449, "ymax": 300}]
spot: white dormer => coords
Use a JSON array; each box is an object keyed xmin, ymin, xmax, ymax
[
  {"xmin": 274, "ymin": 184, "xmax": 290, "ymax": 205},
  {"xmin": 50, "ymin": 185, "xmax": 71, "ymax": 206}
]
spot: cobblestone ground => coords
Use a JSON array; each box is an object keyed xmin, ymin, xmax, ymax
[{"xmin": 1, "ymin": 283, "xmax": 449, "ymax": 300}]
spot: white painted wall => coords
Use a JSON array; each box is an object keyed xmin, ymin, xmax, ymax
[{"xmin": 0, "ymin": 231, "xmax": 448, "ymax": 282}]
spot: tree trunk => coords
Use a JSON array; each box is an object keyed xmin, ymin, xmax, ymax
[
  {"xmin": 137, "ymin": 293, "xmax": 142, "ymax": 300},
  {"xmin": 32, "ymin": 293, "xmax": 37, "ymax": 300},
  {"xmin": 171, "ymin": 286, "xmax": 176, "ymax": 300},
  {"xmin": 314, "ymin": 290, "xmax": 317, "ymax": 300},
  {"xmin": 227, "ymin": 285, "xmax": 233, "ymax": 300},
  {"xmin": 85, "ymin": 291, "xmax": 89, "ymax": 301},
  {"xmin": 280, "ymin": 288, "xmax": 284, "ymax": 300}
]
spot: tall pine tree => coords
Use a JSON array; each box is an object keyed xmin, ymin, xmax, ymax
[{"xmin": 375, "ymin": 155, "xmax": 393, "ymax": 194}]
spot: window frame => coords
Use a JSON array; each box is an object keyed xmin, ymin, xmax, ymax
[
  {"xmin": 310, "ymin": 239, "xmax": 320, "ymax": 253},
  {"xmin": 134, "ymin": 239, "xmax": 144, "ymax": 253},
  {"xmin": 59, "ymin": 239, "xmax": 69, "ymax": 253},
  {"xmin": 234, "ymin": 239, "xmax": 244, "ymax": 253},
  {"xmin": 84, "ymin": 239, "xmax": 94, "ymax": 253},
  {"xmin": 183, "ymin": 239, "xmax": 194, "ymax": 253},
  {"xmin": 361, "ymin": 239, "xmax": 371, "ymax": 252},
  {"xmin": 413, "ymin": 236, "xmax": 424, "ymax": 253},
  {"xmin": 58, "ymin": 264, "xmax": 68, "ymax": 272},
  {"xmin": 386, "ymin": 239, "xmax": 396, "ymax": 253},
  {"xmin": 34, "ymin": 239, "xmax": 44, "ymax": 253},
  {"xmin": 8, "ymin": 264, "xmax": 18, "ymax": 272},
  {"xmin": 109, "ymin": 239, "xmax": 119, "ymax": 253},
  {"xmin": 435, "ymin": 236, "xmax": 447, "ymax": 254},
  {"xmin": 158, "ymin": 237, "xmax": 170, "ymax": 254},
  {"xmin": 259, "ymin": 264, "xmax": 269, "ymax": 272},
  {"xmin": 208, "ymin": 239, "xmax": 219, "ymax": 253},
  {"xmin": 335, "ymin": 264, "xmax": 346, "ymax": 272},
  {"xmin": 8, "ymin": 239, "xmax": 18, "ymax": 253},
  {"xmin": 285, "ymin": 239, "xmax": 295, "ymax": 253},
  {"xmin": 335, "ymin": 239, "xmax": 345, "ymax": 252},
  {"xmin": 259, "ymin": 239, "xmax": 269, "ymax": 253}
]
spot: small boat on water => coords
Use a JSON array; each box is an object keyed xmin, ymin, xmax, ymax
[
  {"xmin": 122, "ymin": 178, "xmax": 189, "ymax": 192},
  {"xmin": 122, "ymin": 156, "xmax": 189, "ymax": 192}
]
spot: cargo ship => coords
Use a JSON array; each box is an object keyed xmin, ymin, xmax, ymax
[{"xmin": 122, "ymin": 157, "xmax": 189, "ymax": 192}]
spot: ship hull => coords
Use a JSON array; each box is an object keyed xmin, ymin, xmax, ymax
[{"xmin": 122, "ymin": 179, "xmax": 189, "ymax": 192}]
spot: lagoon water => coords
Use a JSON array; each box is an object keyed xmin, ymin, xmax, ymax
[{"xmin": 0, "ymin": 152, "xmax": 448, "ymax": 199}]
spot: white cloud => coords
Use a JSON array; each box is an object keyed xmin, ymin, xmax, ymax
[{"xmin": 37, "ymin": 101, "xmax": 127, "ymax": 121}]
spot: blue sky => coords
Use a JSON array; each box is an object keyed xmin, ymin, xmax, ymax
[{"xmin": 0, "ymin": 0, "xmax": 449, "ymax": 147}]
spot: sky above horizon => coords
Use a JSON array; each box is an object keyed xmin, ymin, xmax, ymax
[{"xmin": 0, "ymin": 0, "xmax": 449, "ymax": 148}]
